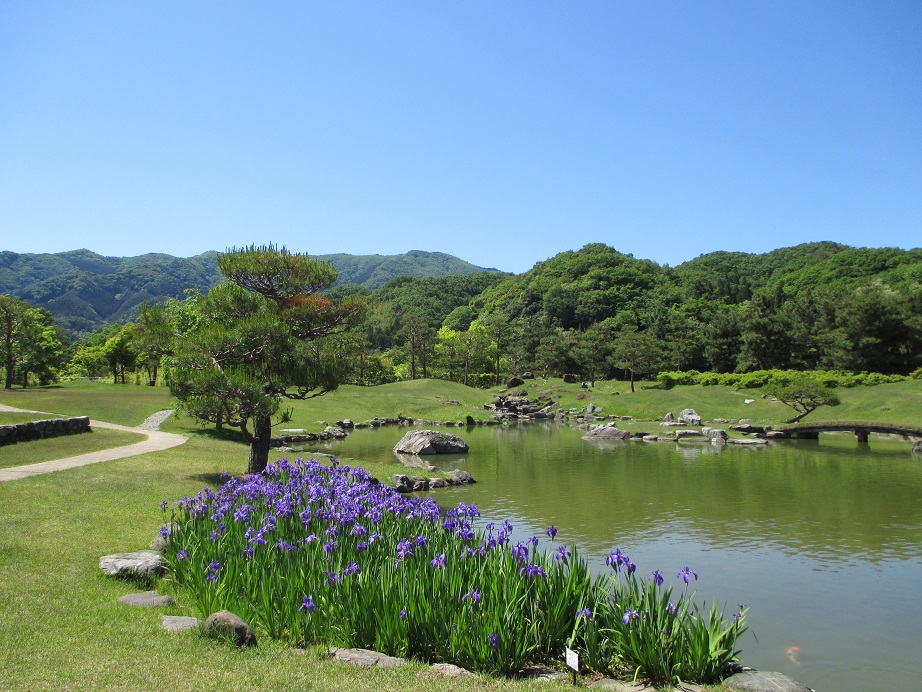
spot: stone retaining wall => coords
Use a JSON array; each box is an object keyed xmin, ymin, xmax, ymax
[{"xmin": 0, "ymin": 416, "xmax": 91, "ymax": 446}]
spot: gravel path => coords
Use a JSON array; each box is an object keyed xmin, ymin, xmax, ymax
[
  {"xmin": 0, "ymin": 405, "xmax": 187, "ymax": 482},
  {"xmin": 137, "ymin": 409, "xmax": 174, "ymax": 430}
]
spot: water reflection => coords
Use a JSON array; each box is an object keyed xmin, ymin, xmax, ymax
[{"xmin": 322, "ymin": 423, "xmax": 922, "ymax": 692}]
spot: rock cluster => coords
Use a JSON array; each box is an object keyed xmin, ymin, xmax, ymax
[
  {"xmin": 391, "ymin": 469, "xmax": 475, "ymax": 494},
  {"xmin": 0, "ymin": 416, "xmax": 91, "ymax": 446},
  {"xmin": 581, "ymin": 422, "xmax": 632, "ymax": 440}
]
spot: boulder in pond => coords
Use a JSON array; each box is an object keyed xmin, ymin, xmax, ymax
[
  {"xmin": 445, "ymin": 469, "xmax": 475, "ymax": 485},
  {"xmin": 582, "ymin": 423, "xmax": 631, "ymax": 440},
  {"xmin": 394, "ymin": 430, "xmax": 468, "ymax": 455}
]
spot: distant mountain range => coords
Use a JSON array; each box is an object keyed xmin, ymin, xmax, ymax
[{"xmin": 0, "ymin": 249, "xmax": 498, "ymax": 333}]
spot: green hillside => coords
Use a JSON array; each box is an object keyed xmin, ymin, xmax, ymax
[{"xmin": 0, "ymin": 249, "xmax": 497, "ymax": 334}]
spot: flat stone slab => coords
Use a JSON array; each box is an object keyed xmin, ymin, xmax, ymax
[
  {"xmin": 161, "ymin": 615, "xmax": 201, "ymax": 632},
  {"xmin": 118, "ymin": 591, "xmax": 174, "ymax": 607},
  {"xmin": 520, "ymin": 665, "xmax": 568, "ymax": 682},
  {"xmin": 327, "ymin": 647, "xmax": 406, "ymax": 668},
  {"xmin": 430, "ymin": 663, "xmax": 477, "ymax": 678},
  {"xmin": 99, "ymin": 550, "xmax": 167, "ymax": 578},
  {"xmin": 728, "ymin": 438, "xmax": 769, "ymax": 446},
  {"xmin": 589, "ymin": 680, "xmax": 702, "ymax": 691},
  {"xmin": 723, "ymin": 670, "xmax": 813, "ymax": 692}
]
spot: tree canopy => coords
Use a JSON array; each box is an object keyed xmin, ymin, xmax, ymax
[{"xmin": 168, "ymin": 245, "xmax": 363, "ymax": 474}]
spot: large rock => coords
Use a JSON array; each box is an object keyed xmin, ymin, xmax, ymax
[
  {"xmin": 506, "ymin": 376, "xmax": 525, "ymax": 388},
  {"xmin": 445, "ymin": 469, "xmax": 475, "ymax": 485},
  {"xmin": 203, "ymin": 610, "xmax": 257, "ymax": 647},
  {"xmin": 912, "ymin": 440, "xmax": 922, "ymax": 454},
  {"xmin": 731, "ymin": 424, "xmax": 766, "ymax": 435},
  {"xmin": 582, "ymin": 423, "xmax": 631, "ymax": 440},
  {"xmin": 393, "ymin": 430, "xmax": 468, "ymax": 455},
  {"xmin": 99, "ymin": 550, "xmax": 167, "ymax": 578},
  {"xmin": 678, "ymin": 408, "xmax": 702, "ymax": 425},
  {"xmin": 701, "ymin": 427, "xmax": 728, "ymax": 441}
]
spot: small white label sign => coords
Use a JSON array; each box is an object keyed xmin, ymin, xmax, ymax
[{"xmin": 565, "ymin": 647, "xmax": 579, "ymax": 672}]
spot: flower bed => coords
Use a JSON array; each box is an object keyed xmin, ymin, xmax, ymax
[{"xmin": 163, "ymin": 457, "xmax": 747, "ymax": 684}]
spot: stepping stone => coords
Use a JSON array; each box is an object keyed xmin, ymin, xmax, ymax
[
  {"xmin": 99, "ymin": 550, "xmax": 167, "ymax": 578},
  {"xmin": 520, "ymin": 665, "xmax": 568, "ymax": 682},
  {"xmin": 589, "ymin": 681, "xmax": 704, "ymax": 690},
  {"xmin": 327, "ymin": 648, "xmax": 406, "ymax": 668},
  {"xmin": 723, "ymin": 670, "xmax": 813, "ymax": 692},
  {"xmin": 118, "ymin": 591, "xmax": 174, "ymax": 607},
  {"xmin": 430, "ymin": 663, "xmax": 476, "ymax": 678},
  {"xmin": 162, "ymin": 615, "xmax": 201, "ymax": 632}
]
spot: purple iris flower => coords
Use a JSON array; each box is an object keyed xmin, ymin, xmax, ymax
[
  {"xmin": 576, "ymin": 608, "xmax": 592, "ymax": 621},
  {"xmin": 546, "ymin": 525, "xmax": 558, "ymax": 539},
  {"xmin": 651, "ymin": 569, "xmax": 664, "ymax": 586},
  {"xmin": 462, "ymin": 589, "xmax": 482, "ymax": 604},
  {"xmin": 555, "ymin": 545, "xmax": 571, "ymax": 561},
  {"xmin": 622, "ymin": 609, "xmax": 639, "ymax": 625},
  {"xmin": 677, "ymin": 566, "xmax": 698, "ymax": 584},
  {"xmin": 487, "ymin": 632, "xmax": 499, "ymax": 647},
  {"xmin": 399, "ymin": 608, "xmax": 407, "ymax": 620},
  {"xmin": 430, "ymin": 553, "xmax": 446, "ymax": 569},
  {"xmin": 176, "ymin": 549, "xmax": 189, "ymax": 562},
  {"xmin": 300, "ymin": 595, "xmax": 315, "ymax": 612},
  {"xmin": 512, "ymin": 541, "xmax": 529, "ymax": 563},
  {"xmin": 205, "ymin": 560, "xmax": 221, "ymax": 582}
]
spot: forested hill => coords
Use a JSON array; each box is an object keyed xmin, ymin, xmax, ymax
[{"xmin": 0, "ymin": 248, "xmax": 498, "ymax": 333}]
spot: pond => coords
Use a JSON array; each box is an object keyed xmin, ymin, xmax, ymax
[{"xmin": 311, "ymin": 423, "xmax": 922, "ymax": 691}]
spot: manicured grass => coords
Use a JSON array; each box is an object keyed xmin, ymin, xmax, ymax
[
  {"xmin": 0, "ymin": 381, "xmax": 173, "ymax": 427},
  {"xmin": 0, "ymin": 428, "xmax": 148, "ymax": 470},
  {"xmin": 5, "ymin": 377, "xmax": 921, "ymax": 442},
  {"xmin": 0, "ymin": 411, "xmax": 64, "ymax": 425},
  {"xmin": 0, "ymin": 435, "xmax": 642, "ymax": 691}
]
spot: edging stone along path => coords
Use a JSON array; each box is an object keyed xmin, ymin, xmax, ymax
[{"xmin": 0, "ymin": 405, "xmax": 187, "ymax": 482}]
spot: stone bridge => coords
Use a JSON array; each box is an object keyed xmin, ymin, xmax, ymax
[{"xmin": 775, "ymin": 421, "xmax": 922, "ymax": 444}]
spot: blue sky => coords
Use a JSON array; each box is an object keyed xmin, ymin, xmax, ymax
[{"xmin": 1, "ymin": 1, "xmax": 920, "ymax": 274}]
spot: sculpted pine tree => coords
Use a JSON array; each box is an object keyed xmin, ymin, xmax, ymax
[
  {"xmin": 168, "ymin": 245, "xmax": 363, "ymax": 474},
  {"xmin": 771, "ymin": 377, "xmax": 840, "ymax": 423}
]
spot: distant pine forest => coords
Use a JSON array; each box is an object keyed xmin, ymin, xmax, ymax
[{"xmin": 2, "ymin": 241, "xmax": 921, "ymax": 388}]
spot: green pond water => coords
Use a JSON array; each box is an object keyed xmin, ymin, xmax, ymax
[{"xmin": 309, "ymin": 423, "xmax": 922, "ymax": 691}]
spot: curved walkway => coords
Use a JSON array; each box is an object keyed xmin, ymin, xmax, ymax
[{"xmin": 0, "ymin": 405, "xmax": 187, "ymax": 482}]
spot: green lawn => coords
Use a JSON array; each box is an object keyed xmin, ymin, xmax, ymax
[
  {"xmin": 0, "ymin": 434, "xmax": 612, "ymax": 691},
  {"xmin": 0, "ymin": 428, "xmax": 147, "ymax": 470},
  {"xmin": 0, "ymin": 411, "xmax": 64, "ymax": 425},
  {"xmin": 0, "ymin": 381, "xmax": 173, "ymax": 427},
  {"xmin": 9, "ymin": 377, "xmax": 861, "ymax": 688}
]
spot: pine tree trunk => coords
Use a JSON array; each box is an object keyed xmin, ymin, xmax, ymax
[{"xmin": 248, "ymin": 412, "xmax": 273, "ymax": 475}]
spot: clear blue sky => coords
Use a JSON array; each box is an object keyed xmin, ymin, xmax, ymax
[{"xmin": 2, "ymin": 1, "xmax": 920, "ymax": 274}]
